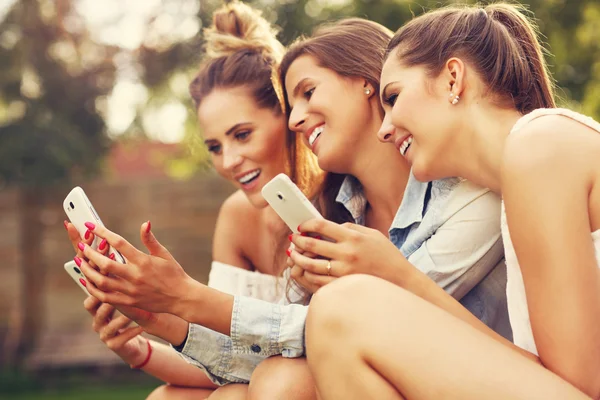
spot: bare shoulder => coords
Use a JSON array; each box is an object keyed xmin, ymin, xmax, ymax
[
  {"xmin": 213, "ymin": 190, "xmax": 261, "ymax": 269},
  {"xmin": 502, "ymin": 113, "xmax": 600, "ymax": 185}
]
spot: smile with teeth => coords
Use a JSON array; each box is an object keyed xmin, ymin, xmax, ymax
[
  {"xmin": 309, "ymin": 125, "xmax": 324, "ymax": 147},
  {"xmin": 400, "ymin": 136, "xmax": 413, "ymax": 156},
  {"xmin": 238, "ymin": 169, "xmax": 261, "ymax": 184}
]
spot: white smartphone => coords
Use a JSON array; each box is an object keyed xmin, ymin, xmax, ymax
[
  {"xmin": 261, "ymin": 173, "xmax": 323, "ymax": 234},
  {"xmin": 63, "ymin": 186, "xmax": 125, "ymax": 264},
  {"xmin": 64, "ymin": 260, "xmax": 90, "ymax": 295}
]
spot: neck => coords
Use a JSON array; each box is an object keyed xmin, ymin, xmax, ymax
[
  {"xmin": 349, "ymin": 120, "xmax": 410, "ymax": 226},
  {"xmin": 447, "ymin": 104, "xmax": 523, "ymax": 194}
]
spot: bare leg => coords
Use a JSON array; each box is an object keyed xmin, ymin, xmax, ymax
[
  {"xmin": 146, "ymin": 385, "xmax": 214, "ymax": 400},
  {"xmin": 207, "ymin": 384, "xmax": 248, "ymax": 399},
  {"xmin": 306, "ymin": 275, "xmax": 590, "ymax": 400},
  {"xmin": 248, "ymin": 356, "xmax": 317, "ymax": 400}
]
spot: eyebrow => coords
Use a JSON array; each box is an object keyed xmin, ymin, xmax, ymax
[
  {"xmin": 292, "ymin": 78, "xmax": 310, "ymax": 99},
  {"xmin": 203, "ymin": 122, "xmax": 251, "ymax": 145},
  {"xmin": 380, "ymin": 83, "xmax": 393, "ymax": 103}
]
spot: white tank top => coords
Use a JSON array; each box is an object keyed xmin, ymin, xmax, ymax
[
  {"xmin": 501, "ymin": 108, "xmax": 600, "ymax": 354},
  {"xmin": 208, "ymin": 261, "xmax": 286, "ymax": 303}
]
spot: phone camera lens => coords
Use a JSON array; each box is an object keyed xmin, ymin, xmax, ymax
[
  {"xmin": 277, "ymin": 193, "xmax": 284, "ymax": 200},
  {"xmin": 69, "ymin": 202, "xmax": 75, "ymax": 209},
  {"xmin": 73, "ymin": 267, "xmax": 81, "ymax": 274}
]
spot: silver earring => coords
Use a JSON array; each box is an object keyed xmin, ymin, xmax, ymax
[{"xmin": 365, "ymin": 88, "xmax": 371, "ymax": 95}]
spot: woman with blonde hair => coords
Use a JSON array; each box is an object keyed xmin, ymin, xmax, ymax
[{"xmin": 65, "ymin": 1, "xmax": 319, "ymax": 398}]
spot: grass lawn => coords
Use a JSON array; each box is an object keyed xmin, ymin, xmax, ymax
[{"xmin": 2, "ymin": 384, "xmax": 157, "ymax": 400}]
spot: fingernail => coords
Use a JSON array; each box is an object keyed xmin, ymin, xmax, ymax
[
  {"xmin": 301, "ymin": 232, "xmax": 308, "ymax": 237},
  {"xmin": 79, "ymin": 278, "xmax": 87, "ymax": 287},
  {"xmin": 109, "ymin": 253, "xmax": 115, "ymax": 261},
  {"xmin": 98, "ymin": 239, "xmax": 107, "ymax": 251},
  {"xmin": 63, "ymin": 220, "xmax": 69, "ymax": 230},
  {"xmin": 77, "ymin": 242, "xmax": 85, "ymax": 251},
  {"xmin": 146, "ymin": 220, "xmax": 151, "ymax": 234},
  {"xmin": 74, "ymin": 256, "xmax": 82, "ymax": 267},
  {"xmin": 84, "ymin": 222, "xmax": 96, "ymax": 230},
  {"xmin": 288, "ymin": 234, "xmax": 293, "ymax": 242},
  {"xmin": 297, "ymin": 225, "xmax": 302, "ymax": 233},
  {"xmin": 286, "ymin": 248, "xmax": 291, "ymax": 257},
  {"xmin": 84, "ymin": 230, "xmax": 91, "ymax": 240}
]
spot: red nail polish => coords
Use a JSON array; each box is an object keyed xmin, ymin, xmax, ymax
[
  {"xmin": 79, "ymin": 278, "xmax": 87, "ymax": 287},
  {"xmin": 288, "ymin": 234, "xmax": 293, "ymax": 242},
  {"xmin": 74, "ymin": 256, "xmax": 82, "ymax": 267},
  {"xmin": 301, "ymin": 232, "xmax": 308, "ymax": 237},
  {"xmin": 146, "ymin": 220, "xmax": 151, "ymax": 234},
  {"xmin": 109, "ymin": 253, "xmax": 115, "ymax": 261},
  {"xmin": 297, "ymin": 225, "xmax": 302, "ymax": 233},
  {"xmin": 316, "ymin": 236, "xmax": 322, "ymax": 240},
  {"xmin": 63, "ymin": 220, "xmax": 69, "ymax": 230},
  {"xmin": 77, "ymin": 242, "xmax": 85, "ymax": 251},
  {"xmin": 98, "ymin": 239, "xmax": 107, "ymax": 251},
  {"xmin": 286, "ymin": 248, "xmax": 291, "ymax": 257},
  {"xmin": 84, "ymin": 222, "xmax": 96, "ymax": 230},
  {"xmin": 84, "ymin": 230, "xmax": 91, "ymax": 240}
]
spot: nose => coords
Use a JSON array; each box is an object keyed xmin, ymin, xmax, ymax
[
  {"xmin": 377, "ymin": 112, "xmax": 395, "ymax": 143},
  {"xmin": 288, "ymin": 104, "xmax": 307, "ymax": 132},
  {"xmin": 222, "ymin": 145, "xmax": 243, "ymax": 172}
]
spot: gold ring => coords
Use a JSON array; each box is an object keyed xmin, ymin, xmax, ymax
[{"xmin": 326, "ymin": 261, "xmax": 332, "ymax": 276}]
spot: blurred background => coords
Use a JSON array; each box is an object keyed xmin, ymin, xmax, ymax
[{"xmin": 0, "ymin": 0, "xmax": 598, "ymax": 398}]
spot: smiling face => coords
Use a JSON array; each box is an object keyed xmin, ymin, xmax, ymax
[
  {"xmin": 284, "ymin": 55, "xmax": 374, "ymax": 174},
  {"xmin": 378, "ymin": 51, "xmax": 461, "ymax": 182},
  {"xmin": 198, "ymin": 86, "xmax": 287, "ymax": 208}
]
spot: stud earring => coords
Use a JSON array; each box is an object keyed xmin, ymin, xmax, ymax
[
  {"xmin": 449, "ymin": 92, "xmax": 460, "ymax": 105},
  {"xmin": 365, "ymin": 88, "xmax": 371, "ymax": 95}
]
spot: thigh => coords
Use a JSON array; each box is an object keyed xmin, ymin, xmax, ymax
[{"xmin": 308, "ymin": 275, "xmax": 588, "ymax": 400}]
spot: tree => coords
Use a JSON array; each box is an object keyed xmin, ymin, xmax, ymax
[{"xmin": 0, "ymin": 0, "xmax": 117, "ymax": 367}]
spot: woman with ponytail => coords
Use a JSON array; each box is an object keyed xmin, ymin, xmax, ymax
[
  {"xmin": 64, "ymin": 1, "xmax": 319, "ymax": 399},
  {"xmin": 305, "ymin": 3, "xmax": 600, "ymax": 399}
]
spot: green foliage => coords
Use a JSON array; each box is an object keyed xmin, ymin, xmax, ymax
[{"xmin": 0, "ymin": 0, "xmax": 116, "ymax": 187}]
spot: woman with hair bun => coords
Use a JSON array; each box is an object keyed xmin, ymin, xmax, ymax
[{"xmin": 64, "ymin": 1, "xmax": 319, "ymax": 399}]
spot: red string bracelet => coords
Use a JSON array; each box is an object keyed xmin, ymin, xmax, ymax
[{"xmin": 131, "ymin": 338, "xmax": 152, "ymax": 369}]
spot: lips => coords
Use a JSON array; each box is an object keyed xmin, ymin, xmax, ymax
[
  {"xmin": 236, "ymin": 169, "xmax": 261, "ymax": 185},
  {"xmin": 305, "ymin": 123, "xmax": 324, "ymax": 149},
  {"xmin": 394, "ymin": 134, "xmax": 413, "ymax": 157}
]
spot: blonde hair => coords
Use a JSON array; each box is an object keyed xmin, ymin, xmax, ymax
[
  {"xmin": 189, "ymin": 0, "xmax": 322, "ymax": 198},
  {"xmin": 203, "ymin": 0, "xmax": 284, "ymax": 61}
]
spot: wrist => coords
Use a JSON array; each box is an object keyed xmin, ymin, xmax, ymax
[
  {"xmin": 130, "ymin": 337, "xmax": 152, "ymax": 369},
  {"xmin": 120, "ymin": 335, "xmax": 147, "ymax": 366},
  {"xmin": 171, "ymin": 276, "xmax": 206, "ymax": 321}
]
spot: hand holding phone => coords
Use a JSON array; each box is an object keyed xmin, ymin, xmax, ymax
[
  {"xmin": 63, "ymin": 186, "xmax": 125, "ymax": 264},
  {"xmin": 64, "ymin": 260, "xmax": 90, "ymax": 294},
  {"xmin": 261, "ymin": 173, "xmax": 323, "ymax": 233}
]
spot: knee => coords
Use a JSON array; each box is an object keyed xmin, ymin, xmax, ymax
[
  {"xmin": 248, "ymin": 356, "xmax": 316, "ymax": 400},
  {"xmin": 307, "ymin": 275, "xmax": 382, "ymax": 344},
  {"xmin": 145, "ymin": 385, "xmax": 171, "ymax": 400}
]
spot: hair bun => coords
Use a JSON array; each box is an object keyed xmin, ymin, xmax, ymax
[{"xmin": 204, "ymin": 1, "xmax": 284, "ymax": 61}]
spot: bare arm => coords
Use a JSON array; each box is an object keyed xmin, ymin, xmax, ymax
[
  {"xmin": 502, "ymin": 116, "xmax": 600, "ymax": 398},
  {"xmin": 212, "ymin": 191, "xmax": 253, "ymax": 270}
]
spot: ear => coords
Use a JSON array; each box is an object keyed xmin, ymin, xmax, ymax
[
  {"xmin": 363, "ymin": 80, "xmax": 375, "ymax": 99},
  {"xmin": 443, "ymin": 57, "xmax": 466, "ymax": 103}
]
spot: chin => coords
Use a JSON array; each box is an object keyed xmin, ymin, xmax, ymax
[
  {"xmin": 246, "ymin": 192, "xmax": 269, "ymax": 209},
  {"xmin": 411, "ymin": 158, "xmax": 441, "ymax": 183}
]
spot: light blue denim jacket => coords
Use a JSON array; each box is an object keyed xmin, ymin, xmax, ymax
[{"xmin": 175, "ymin": 174, "xmax": 508, "ymax": 385}]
